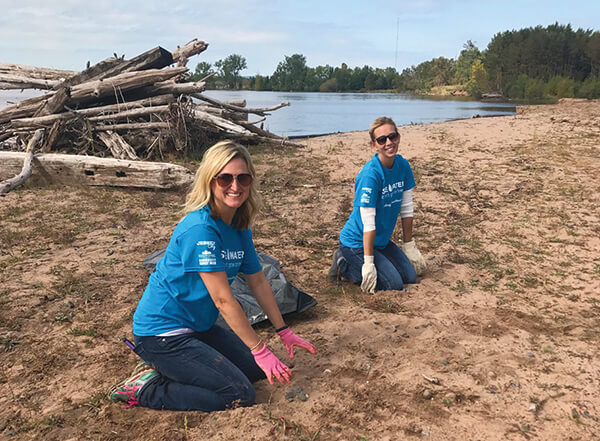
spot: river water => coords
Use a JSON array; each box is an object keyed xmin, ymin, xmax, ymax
[
  {"xmin": 203, "ymin": 90, "xmax": 516, "ymax": 137},
  {"xmin": 1, "ymin": 89, "xmax": 516, "ymax": 138}
]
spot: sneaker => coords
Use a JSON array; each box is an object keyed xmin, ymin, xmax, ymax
[
  {"xmin": 328, "ymin": 248, "xmax": 343, "ymax": 283},
  {"xmin": 110, "ymin": 366, "xmax": 158, "ymax": 409}
]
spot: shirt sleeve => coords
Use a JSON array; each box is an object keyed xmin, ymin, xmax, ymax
[
  {"xmin": 239, "ymin": 229, "xmax": 262, "ymax": 275},
  {"xmin": 177, "ymin": 224, "xmax": 225, "ymax": 273},
  {"xmin": 355, "ymin": 173, "xmax": 379, "ymax": 208},
  {"xmin": 403, "ymin": 158, "xmax": 416, "ymax": 191}
]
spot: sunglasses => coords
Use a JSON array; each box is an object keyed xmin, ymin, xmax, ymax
[
  {"xmin": 214, "ymin": 173, "xmax": 253, "ymax": 187},
  {"xmin": 374, "ymin": 132, "xmax": 399, "ymax": 145}
]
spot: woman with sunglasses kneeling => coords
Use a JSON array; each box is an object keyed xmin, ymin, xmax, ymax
[
  {"xmin": 111, "ymin": 141, "xmax": 317, "ymax": 411},
  {"xmin": 329, "ymin": 116, "xmax": 426, "ymax": 293}
]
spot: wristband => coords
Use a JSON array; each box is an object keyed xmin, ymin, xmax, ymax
[{"xmin": 275, "ymin": 325, "xmax": 288, "ymax": 333}]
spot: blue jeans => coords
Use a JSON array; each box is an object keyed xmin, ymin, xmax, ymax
[
  {"xmin": 338, "ymin": 241, "xmax": 417, "ymax": 290},
  {"xmin": 133, "ymin": 325, "xmax": 265, "ymax": 411}
]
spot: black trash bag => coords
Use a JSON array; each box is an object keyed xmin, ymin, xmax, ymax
[{"xmin": 142, "ymin": 249, "xmax": 317, "ymax": 327}]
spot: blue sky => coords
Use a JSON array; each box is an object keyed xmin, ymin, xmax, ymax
[{"xmin": 1, "ymin": 0, "xmax": 598, "ymax": 75}]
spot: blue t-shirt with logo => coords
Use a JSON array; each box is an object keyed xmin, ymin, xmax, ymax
[
  {"xmin": 339, "ymin": 154, "xmax": 415, "ymax": 249},
  {"xmin": 133, "ymin": 205, "xmax": 262, "ymax": 336}
]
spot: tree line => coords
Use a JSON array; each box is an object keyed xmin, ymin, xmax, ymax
[{"xmin": 192, "ymin": 23, "xmax": 600, "ymax": 101}]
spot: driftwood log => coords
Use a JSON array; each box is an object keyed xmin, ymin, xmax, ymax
[
  {"xmin": 0, "ymin": 63, "xmax": 76, "ymax": 80},
  {"xmin": 97, "ymin": 131, "xmax": 138, "ymax": 160},
  {"xmin": 0, "ymin": 38, "xmax": 304, "ymax": 194},
  {"xmin": 10, "ymin": 94, "xmax": 175, "ymax": 129},
  {"xmin": 0, "ymin": 151, "xmax": 193, "ymax": 189},
  {"xmin": 172, "ymin": 39, "xmax": 209, "ymax": 67},
  {"xmin": 0, "ymin": 129, "xmax": 44, "ymax": 195}
]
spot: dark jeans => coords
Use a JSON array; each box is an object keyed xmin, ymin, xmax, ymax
[
  {"xmin": 338, "ymin": 241, "xmax": 417, "ymax": 290},
  {"xmin": 133, "ymin": 325, "xmax": 265, "ymax": 411}
]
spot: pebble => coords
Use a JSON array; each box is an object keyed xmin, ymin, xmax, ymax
[
  {"xmin": 487, "ymin": 385, "xmax": 499, "ymax": 394},
  {"xmin": 527, "ymin": 352, "xmax": 535, "ymax": 358},
  {"xmin": 488, "ymin": 371, "xmax": 496, "ymax": 379},
  {"xmin": 441, "ymin": 360, "xmax": 449, "ymax": 366},
  {"xmin": 285, "ymin": 386, "xmax": 308, "ymax": 402},
  {"xmin": 423, "ymin": 389, "xmax": 433, "ymax": 399},
  {"xmin": 528, "ymin": 403, "xmax": 537, "ymax": 412},
  {"xmin": 324, "ymin": 368, "xmax": 332, "ymax": 374}
]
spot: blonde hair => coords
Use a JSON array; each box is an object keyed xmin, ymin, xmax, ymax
[
  {"xmin": 183, "ymin": 141, "xmax": 261, "ymax": 230},
  {"xmin": 368, "ymin": 116, "xmax": 397, "ymax": 142}
]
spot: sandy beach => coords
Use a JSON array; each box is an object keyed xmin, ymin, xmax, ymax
[{"xmin": 0, "ymin": 98, "xmax": 599, "ymax": 440}]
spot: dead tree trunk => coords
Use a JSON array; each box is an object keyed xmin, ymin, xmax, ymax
[
  {"xmin": 0, "ymin": 75, "xmax": 62, "ymax": 90},
  {"xmin": 97, "ymin": 131, "xmax": 138, "ymax": 160},
  {"xmin": 0, "ymin": 129, "xmax": 44, "ymax": 195},
  {"xmin": 0, "ymin": 63, "xmax": 76, "ymax": 80},
  {"xmin": 69, "ymin": 67, "xmax": 187, "ymax": 102},
  {"xmin": 172, "ymin": 39, "xmax": 209, "ymax": 67},
  {"xmin": 55, "ymin": 56, "xmax": 124, "ymax": 89},
  {"xmin": 34, "ymin": 87, "xmax": 71, "ymax": 117},
  {"xmin": 0, "ymin": 151, "xmax": 194, "ymax": 189},
  {"xmin": 10, "ymin": 94, "xmax": 174, "ymax": 129}
]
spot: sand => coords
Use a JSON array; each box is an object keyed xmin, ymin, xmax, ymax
[{"xmin": 0, "ymin": 98, "xmax": 598, "ymax": 440}]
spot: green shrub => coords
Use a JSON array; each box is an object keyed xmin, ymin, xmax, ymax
[
  {"xmin": 545, "ymin": 76, "xmax": 574, "ymax": 98},
  {"xmin": 319, "ymin": 78, "xmax": 338, "ymax": 92},
  {"xmin": 524, "ymin": 78, "xmax": 546, "ymax": 102},
  {"xmin": 576, "ymin": 76, "xmax": 600, "ymax": 98}
]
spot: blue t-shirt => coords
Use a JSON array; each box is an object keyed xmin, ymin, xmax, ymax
[
  {"xmin": 133, "ymin": 206, "xmax": 262, "ymax": 336},
  {"xmin": 339, "ymin": 154, "xmax": 415, "ymax": 249}
]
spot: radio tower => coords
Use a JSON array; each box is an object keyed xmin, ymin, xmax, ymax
[{"xmin": 394, "ymin": 17, "xmax": 399, "ymax": 70}]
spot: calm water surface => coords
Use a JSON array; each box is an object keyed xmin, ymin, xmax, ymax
[
  {"xmin": 1, "ymin": 89, "xmax": 516, "ymax": 137},
  {"xmin": 204, "ymin": 90, "xmax": 516, "ymax": 137}
]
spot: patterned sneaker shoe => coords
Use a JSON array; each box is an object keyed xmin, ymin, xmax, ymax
[
  {"xmin": 110, "ymin": 366, "xmax": 158, "ymax": 409},
  {"xmin": 328, "ymin": 248, "xmax": 343, "ymax": 283}
]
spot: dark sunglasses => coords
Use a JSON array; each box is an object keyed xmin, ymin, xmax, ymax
[
  {"xmin": 374, "ymin": 132, "xmax": 399, "ymax": 145},
  {"xmin": 214, "ymin": 173, "xmax": 253, "ymax": 187}
]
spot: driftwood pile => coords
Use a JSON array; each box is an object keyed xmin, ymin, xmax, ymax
[{"xmin": 0, "ymin": 39, "xmax": 299, "ymax": 194}]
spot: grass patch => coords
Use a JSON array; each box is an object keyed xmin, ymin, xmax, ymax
[
  {"xmin": 450, "ymin": 280, "xmax": 469, "ymax": 294},
  {"xmin": 0, "ymin": 335, "xmax": 20, "ymax": 351},
  {"xmin": 68, "ymin": 327, "xmax": 97, "ymax": 337},
  {"xmin": 505, "ymin": 281, "xmax": 522, "ymax": 292},
  {"xmin": 0, "ymin": 256, "xmax": 20, "ymax": 273},
  {"xmin": 0, "ymin": 229, "xmax": 25, "ymax": 249},
  {"xmin": 50, "ymin": 266, "xmax": 97, "ymax": 304},
  {"xmin": 522, "ymin": 275, "xmax": 539, "ymax": 288}
]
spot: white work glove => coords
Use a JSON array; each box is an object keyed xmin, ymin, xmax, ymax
[
  {"xmin": 361, "ymin": 255, "xmax": 377, "ymax": 293},
  {"xmin": 401, "ymin": 239, "xmax": 426, "ymax": 276}
]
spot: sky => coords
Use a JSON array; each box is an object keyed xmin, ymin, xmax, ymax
[{"xmin": 1, "ymin": 0, "xmax": 599, "ymax": 76}]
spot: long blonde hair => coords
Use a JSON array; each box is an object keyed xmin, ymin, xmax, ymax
[{"xmin": 183, "ymin": 141, "xmax": 261, "ymax": 229}]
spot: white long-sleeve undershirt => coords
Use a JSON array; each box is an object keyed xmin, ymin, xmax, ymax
[
  {"xmin": 359, "ymin": 189, "xmax": 414, "ymax": 232},
  {"xmin": 400, "ymin": 189, "xmax": 413, "ymax": 218}
]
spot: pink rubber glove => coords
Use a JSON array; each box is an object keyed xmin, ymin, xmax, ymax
[
  {"xmin": 252, "ymin": 344, "xmax": 292, "ymax": 385},
  {"xmin": 277, "ymin": 328, "xmax": 318, "ymax": 359}
]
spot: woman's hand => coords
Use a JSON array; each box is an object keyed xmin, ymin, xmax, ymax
[
  {"xmin": 251, "ymin": 344, "xmax": 292, "ymax": 385},
  {"xmin": 361, "ymin": 255, "xmax": 377, "ymax": 293},
  {"xmin": 401, "ymin": 239, "xmax": 426, "ymax": 275},
  {"xmin": 277, "ymin": 328, "xmax": 318, "ymax": 359}
]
